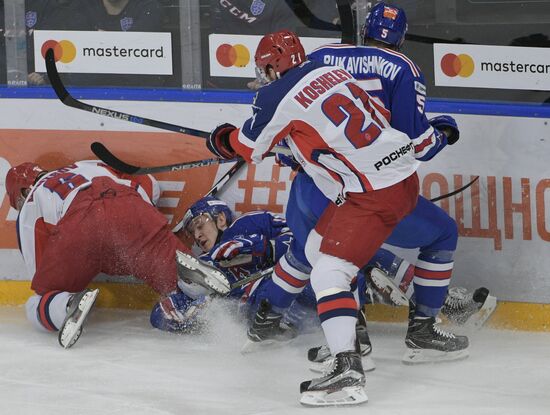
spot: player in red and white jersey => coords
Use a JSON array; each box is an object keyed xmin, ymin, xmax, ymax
[
  {"xmin": 6, "ymin": 160, "xmax": 192, "ymax": 348},
  {"xmin": 205, "ymin": 30, "xmax": 420, "ymax": 406}
]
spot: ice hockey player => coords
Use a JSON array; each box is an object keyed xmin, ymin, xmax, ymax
[
  {"xmin": 151, "ymin": 195, "xmax": 301, "ymax": 341},
  {"xmin": 5, "ymin": 160, "xmax": 194, "ymax": 349},
  {"xmin": 268, "ymin": 2, "xmax": 481, "ymax": 371},
  {"xmin": 204, "ymin": 28, "xmax": 429, "ymax": 405},
  {"xmin": 151, "ymin": 195, "xmax": 375, "ymax": 367}
]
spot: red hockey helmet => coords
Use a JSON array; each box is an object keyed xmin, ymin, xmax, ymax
[
  {"xmin": 254, "ymin": 30, "xmax": 306, "ymax": 82},
  {"xmin": 5, "ymin": 162, "xmax": 45, "ymax": 209}
]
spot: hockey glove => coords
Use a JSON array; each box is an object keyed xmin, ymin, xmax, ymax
[
  {"xmin": 207, "ymin": 123, "xmax": 238, "ymax": 159},
  {"xmin": 211, "ymin": 234, "xmax": 273, "ymax": 267},
  {"xmin": 429, "ymin": 115, "xmax": 460, "ymax": 145},
  {"xmin": 274, "ymin": 140, "xmax": 301, "ymax": 171},
  {"xmin": 158, "ymin": 291, "xmax": 189, "ymax": 322}
]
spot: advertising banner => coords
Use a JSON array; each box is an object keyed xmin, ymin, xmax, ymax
[
  {"xmin": 434, "ymin": 43, "xmax": 550, "ymax": 91},
  {"xmin": 33, "ymin": 30, "xmax": 173, "ymax": 75},
  {"xmin": 1, "ymin": 99, "xmax": 550, "ymax": 305}
]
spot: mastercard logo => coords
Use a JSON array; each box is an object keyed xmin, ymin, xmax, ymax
[
  {"xmin": 216, "ymin": 44, "xmax": 250, "ymax": 68},
  {"xmin": 440, "ymin": 53, "xmax": 475, "ymax": 77},
  {"xmin": 41, "ymin": 39, "xmax": 77, "ymax": 63}
]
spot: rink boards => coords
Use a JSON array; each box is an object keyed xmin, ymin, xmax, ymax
[{"xmin": 0, "ymin": 96, "xmax": 549, "ymax": 331}]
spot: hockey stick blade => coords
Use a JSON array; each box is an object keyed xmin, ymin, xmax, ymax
[
  {"xmin": 92, "ymin": 141, "xmax": 236, "ymax": 174},
  {"xmin": 91, "ymin": 141, "xmax": 292, "ymax": 175},
  {"xmin": 230, "ymin": 267, "xmax": 273, "ymax": 291},
  {"xmin": 45, "ymin": 48, "xmax": 209, "ymax": 138}
]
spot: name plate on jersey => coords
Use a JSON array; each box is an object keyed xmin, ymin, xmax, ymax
[
  {"xmin": 434, "ymin": 43, "xmax": 550, "ymax": 91},
  {"xmin": 208, "ymin": 34, "xmax": 338, "ymax": 78},
  {"xmin": 33, "ymin": 30, "xmax": 173, "ymax": 75}
]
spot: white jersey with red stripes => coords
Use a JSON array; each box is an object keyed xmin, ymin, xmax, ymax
[
  {"xmin": 16, "ymin": 160, "xmax": 160, "ymax": 277},
  {"xmin": 230, "ymin": 60, "xmax": 419, "ymax": 203}
]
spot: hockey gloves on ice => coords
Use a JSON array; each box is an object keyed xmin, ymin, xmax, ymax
[
  {"xmin": 207, "ymin": 123, "xmax": 238, "ymax": 159},
  {"xmin": 429, "ymin": 115, "xmax": 460, "ymax": 145}
]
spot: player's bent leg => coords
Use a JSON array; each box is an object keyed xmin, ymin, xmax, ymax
[
  {"xmin": 301, "ymin": 254, "xmax": 367, "ymax": 406},
  {"xmin": 25, "ymin": 291, "xmax": 73, "ymax": 332}
]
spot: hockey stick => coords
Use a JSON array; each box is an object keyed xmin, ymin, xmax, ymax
[
  {"xmin": 45, "ymin": 48, "xmax": 209, "ymax": 138},
  {"xmin": 429, "ymin": 175, "xmax": 479, "ymax": 202},
  {"xmin": 91, "ymin": 141, "xmax": 292, "ymax": 175},
  {"xmin": 230, "ymin": 267, "xmax": 273, "ymax": 291},
  {"xmin": 91, "ymin": 141, "xmax": 237, "ymax": 174}
]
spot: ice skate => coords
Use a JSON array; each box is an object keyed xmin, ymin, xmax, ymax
[
  {"xmin": 300, "ymin": 351, "xmax": 368, "ymax": 406},
  {"xmin": 403, "ymin": 316, "xmax": 469, "ymax": 364},
  {"xmin": 58, "ymin": 288, "xmax": 99, "ymax": 349},
  {"xmin": 241, "ymin": 299, "xmax": 296, "ymax": 353},
  {"xmin": 308, "ymin": 310, "xmax": 375, "ymax": 373},
  {"xmin": 441, "ymin": 287, "xmax": 497, "ymax": 328},
  {"xmin": 176, "ymin": 250, "xmax": 231, "ymax": 295},
  {"xmin": 366, "ymin": 266, "xmax": 409, "ymax": 306}
]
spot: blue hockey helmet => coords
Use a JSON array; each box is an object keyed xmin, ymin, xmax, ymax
[
  {"xmin": 362, "ymin": 2, "xmax": 408, "ymax": 49},
  {"xmin": 181, "ymin": 196, "xmax": 233, "ymax": 233}
]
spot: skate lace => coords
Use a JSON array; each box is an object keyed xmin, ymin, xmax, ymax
[
  {"xmin": 433, "ymin": 318, "xmax": 456, "ymax": 339},
  {"xmin": 445, "ymin": 287, "xmax": 472, "ymax": 310}
]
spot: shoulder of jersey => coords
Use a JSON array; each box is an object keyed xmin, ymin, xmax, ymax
[{"xmin": 376, "ymin": 47, "xmax": 421, "ymax": 78}]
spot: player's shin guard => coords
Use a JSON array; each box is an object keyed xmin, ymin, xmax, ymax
[{"xmin": 412, "ymin": 255, "xmax": 453, "ymax": 317}]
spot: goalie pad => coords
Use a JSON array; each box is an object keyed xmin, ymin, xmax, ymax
[{"xmin": 176, "ymin": 250, "xmax": 231, "ymax": 295}]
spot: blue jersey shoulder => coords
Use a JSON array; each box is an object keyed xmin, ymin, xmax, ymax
[{"xmin": 309, "ymin": 44, "xmax": 430, "ymax": 142}]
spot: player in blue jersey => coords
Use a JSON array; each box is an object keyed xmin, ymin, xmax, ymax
[
  {"xmin": 307, "ymin": 2, "xmax": 497, "ymax": 334},
  {"xmin": 150, "ymin": 196, "xmax": 300, "ymax": 337}
]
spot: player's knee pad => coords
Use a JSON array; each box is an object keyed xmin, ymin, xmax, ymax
[
  {"xmin": 272, "ymin": 252, "xmax": 311, "ymax": 297},
  {"xmin": 25, "ymin": 291, "xmax": 72, "ymax": 332},
  {"xmin": 304, "ymin": 229, "xmax": 322, "ymax": 266},
  {"xmin": 310, "ymin": 254, "xmax": 359, "ymax": 299}
]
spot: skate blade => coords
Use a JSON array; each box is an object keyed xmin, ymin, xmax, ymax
[
  {"xmin": 464, "ymin": 295, "xmax": 497, "ymax": 329},
  {"xmin": 369, "ymin": 268, "xmax": 409, "ymax": 306},
  {"xmin": 58, "ymin": 289, "xmax": 99, "ymax": 349},
  {"xmin": 300, "ymin": 386, "xmax": 368, "ymax": 407},
  {"xmin": 309, "ymin": 355, "xmax": 376, "ymax": 374},
  {"xmin": 176, "ymin": 250, "xmax": 230, "ymax": 295},
  {"xmin": 402, "ymin": 347, "xmax": 469, "ymax": 365}
]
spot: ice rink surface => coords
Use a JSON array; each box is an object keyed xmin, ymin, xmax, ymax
[{"xmin": 1, "ymin": 302, "xmax": 549, "ymax": 415}]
